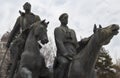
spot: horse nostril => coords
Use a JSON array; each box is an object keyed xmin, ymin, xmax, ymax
[
  {"xmin": 41, "ymin": 39, "xmax": 49, "ymax": 44},
  {"xmin": 45, "ymin": 39, "xmax": 49, "ymax": 43}
]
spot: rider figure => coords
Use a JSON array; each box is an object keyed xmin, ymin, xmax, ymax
[
  {"xmin": 6, "ymin": 2, "xmax": 41, "ymax": 63},
  {"xmin": 6, "ymin": 3, "xmax": 41, "ymax": 77},
  {"xmin": 54, "ymin": 13, "xmax": 78, "ymax": 78}
]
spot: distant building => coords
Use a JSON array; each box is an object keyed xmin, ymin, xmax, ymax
[
  {"xmin": 1, "ymin": 31, "xmax": 10, "ymax": 42},
  {"xmin": 0, "ymin": 31, "xmax": 10, "ymax": 78},
  {"xmin": 0, "ymin": 31, "xmax": 10, "ymax": 60}
]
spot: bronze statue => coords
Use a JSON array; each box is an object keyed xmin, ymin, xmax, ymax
[
  {"xmin": 6, "ymin": 2, "xmax": 41, "ymax": 78},
  {"xmin": 53, "ymin": 13, "xmax": 78, "ymax": 78},
  {"xmin": 14, "ymin": 20, "xmax": 50, "ymax": 78},
  {"xmin": 6, "ymin": 2, "xmax": 40, "ymax": 61},
  {"xmin": 68, "ymin": 24, "xmax": 119, "ymax": 78}
]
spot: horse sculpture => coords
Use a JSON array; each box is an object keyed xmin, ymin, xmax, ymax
[
  {"xmin": 14, "ymin": 20, "xmax": 50, "ymax": 78},
  {"xmin": 68, "ymin": 24, "xmax": 119, "ymax": 78}
]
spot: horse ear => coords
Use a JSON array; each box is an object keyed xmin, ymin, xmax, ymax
[
  {"xmin": 47, "ymin": 21, "xmax": 49, "ymax": 25},
  {"xmin": 99, "ymin": 24, "xmax": 102, "ymax": 28},
  {"xmin": 93, "ymin": 24, "xmax": 97, "ymax": 33},
  {"xmin": 41, "ymin": 19, "xmax": 46, "ymax": 23},
  {"xmin": 44, "ymin": 21, "xmax": 49, "ymax": 28}
]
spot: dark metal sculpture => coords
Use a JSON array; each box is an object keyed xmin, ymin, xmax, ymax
[
  {"xmin": 14, "ymin": 20, "xmax": 50, "ymax": 78},
  {"xmin": 53, "ymin": 13, "xmax": 78, "ymax": 78},
  {"xmin": 68, "ymin": 24, "xmax": 119, "ymax": 78},
  {"xmin": 6, "ymin": 2, "xmax": 41, "ymax": 78},
  {"xmin": 8, "ymin": 28, "xmax": 30, "ymax": 78}
]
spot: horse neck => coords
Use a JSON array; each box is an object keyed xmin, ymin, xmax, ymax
[
  {"xmin": 78, "ymin": 34, "xmax": 102, "ymax": 71},
  {"xmin": 24, "ymin": 29, "xmax": 40, "ymax": 53}
]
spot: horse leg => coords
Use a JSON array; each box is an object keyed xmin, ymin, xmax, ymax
[
  {"xmin": 20, "ymin": 67, "xmax": 32, "ymax": 78},
  {"xmin": 89, "ymin": 69, "xmax": 97, "ymax": 78},
  {"xmin": 9, "ymin": 44, "xmax": 23, "ymax": 78}
]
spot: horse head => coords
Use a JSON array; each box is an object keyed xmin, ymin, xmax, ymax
[
  {"xmin": 34, "ymin": 19, "xmax": 49, "ymax": 45},
  {"xmin": 93, "ymin": 24, "xmax": 119, "ymax": 46}
]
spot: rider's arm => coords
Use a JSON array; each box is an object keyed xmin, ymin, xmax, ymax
[
  {"xmin": 35, "ymin": 15, "xmax": 41, "ymax": 22},
  {"xmin": 6, "ymin": 17, "xmax": 20, "ymax": 48},
  {"xmin": 71, "ymin": 29, "xmax": 79, "ymax": 49}
]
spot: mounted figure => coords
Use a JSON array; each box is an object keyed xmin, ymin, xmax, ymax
[
  {"xmin": 53, "ymin": 13, "xmax": 78, "ymax": 78},
  {"xmin": 14, "ymin": 20, "xmax": 50, "ymax": 78},
  {"xmin": 68, "ymin": 24, "xmax": 119, "ymax": 78},
  {"xmin": 6, "ymin": 2, "xmax": 41, "ymax": 78}
]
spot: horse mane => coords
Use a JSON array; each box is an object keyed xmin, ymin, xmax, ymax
[
  {"xmin": 77, "ymin": 36, "xmax": 92, "ymax": 52},
  {"xmin": 21, "ymin": 20, "xmax": 47, "ymax": 37}
]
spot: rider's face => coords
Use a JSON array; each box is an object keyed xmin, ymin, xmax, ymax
[
  {"xmin": 23, "ymin": 6, "xmax": 31, "ymax": 12},
  {"xmin": 60, "ymin": 15, "xmax": 68, "ymax": 25}
]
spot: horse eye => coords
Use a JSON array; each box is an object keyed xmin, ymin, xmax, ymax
[{"xmin": 112, "ymin": 24, "xmax": 116, "ymax": 27}]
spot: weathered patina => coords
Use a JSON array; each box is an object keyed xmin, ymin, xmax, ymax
[
  {"xmin": 6, "ymin": 2, "xmax": 41, "ymax": 78},
  {"xmin": 54, "ymin": 13, "xmax": 78, "ymax": 78},
  {"xmin": 68, "ymin": 24, "xmax": 119, "ymax": 78},
  {"xmin": 14, "ymin": 20, "xmax": 50, "ymax": 78}
]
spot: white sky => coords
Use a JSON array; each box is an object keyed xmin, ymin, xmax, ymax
[{"xmin": 0, "ymin": 0, "xmax": 120, "ymax": 63}]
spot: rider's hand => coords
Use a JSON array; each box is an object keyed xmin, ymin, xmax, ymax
[
  {"xmin": 66, "ymin": 56, "xmax": 73, "ymax": 61},
  {"xmin": 64, "ymin": 53, "xmax": 74, "ymax": 61},
  {"xmin": 6, "ymin": 42, "xmax": 10, "ymax": 48}
]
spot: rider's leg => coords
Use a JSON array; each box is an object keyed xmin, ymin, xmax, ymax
[
  {"xmin": 20, "ymin": 67, "xmax": 32, "ymax": 78},
  {"xmin": 54, "ymin": 56, "xmax": 70, "ymax": 78}
]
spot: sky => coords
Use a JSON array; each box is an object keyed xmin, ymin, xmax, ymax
[{"xmin": 0, "ymin": 0, "xmax": 120, "ymax": 63}]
